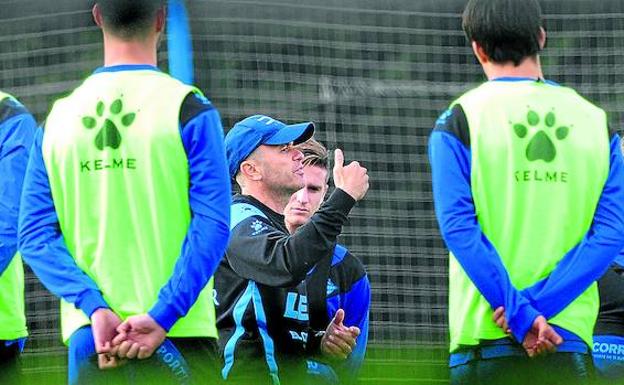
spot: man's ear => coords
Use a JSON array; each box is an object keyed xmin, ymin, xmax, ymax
[
  {"xmin": 240, "ymin": 160, "xmax": 262, "ymax": 181},
  {"xmin": 92, "ymin": 4, "xmax": 104, "ymax": 28},
  {"xmin": 538, "ymin": 27, "xmax": 546, "ymax": 50},
  {"xmin": 155, "ymin": 7, "xmax": 166, "ymax": 33},
  {"xmin": 471, "ymin": 41, "xmax": 489, "ymax": 65}
]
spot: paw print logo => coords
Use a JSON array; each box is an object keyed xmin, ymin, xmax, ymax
[
  {"xmin": 513, "ymin": 110, "xmax": 569, "ymax": 162},
  {"xmin": 250, "ymin": 220, "xmax": 268, "ymax": 236},
  {"xmin": 82, "ymin": 99, "xmax": 136, "ymax": 151}
]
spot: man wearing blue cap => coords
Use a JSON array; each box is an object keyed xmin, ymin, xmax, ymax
[{"xmin": 215, "ymin": 114, "xmax": 369, "ymax": 384}]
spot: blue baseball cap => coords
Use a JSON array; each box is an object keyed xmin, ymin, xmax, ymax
[{"xmin": 225, "ymin": 115, "xmax": 315, "ymax": 177}]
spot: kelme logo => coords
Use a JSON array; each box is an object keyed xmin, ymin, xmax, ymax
[
  {"xmin": 82, "ymin": 98, "xmax": 136, "ymax": 150},
  {"xmin": 512, "ymin": 110, "xmax": 569, "ymax": 162}
]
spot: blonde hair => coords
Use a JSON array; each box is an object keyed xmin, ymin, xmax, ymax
[{"xmin": 298, "ymin": 138, "xmax": 329, "ymax": 170}]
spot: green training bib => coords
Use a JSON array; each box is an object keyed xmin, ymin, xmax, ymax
[
  {"xmin": 43, "ymin": 70, "xmax": 217, "ymax": 343},
  {"xmin": 448, "ymin": 80, "xmax": 609, "ymax": 351}
]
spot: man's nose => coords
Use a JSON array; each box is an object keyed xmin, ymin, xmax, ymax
[{"xmin": 296, "ymin": 188, "xmax": 309, "ymax": 203}]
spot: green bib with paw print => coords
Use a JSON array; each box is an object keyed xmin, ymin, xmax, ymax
[
  {"xmin": 0, "ymin": 91, "xmax": 27, "ymax": 341},
  {"xmin": 448, "ymin": 80, "xmax": 609, "ymax": 352},
  {"xmin": 43, "ymin": 69, "xmax": 218, "ymax": 343}
]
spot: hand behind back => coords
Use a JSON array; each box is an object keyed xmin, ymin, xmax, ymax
[
  {"xmin": 91, "ymin": 308, "xmax": 125, "ymax": 369},
  {"xmin": 112, "ymin": 314, "xmax": 166, "ymax": 360},
  {"xmin": 492, "ymin": 307, "xmax": 562, "ymax": 357}
]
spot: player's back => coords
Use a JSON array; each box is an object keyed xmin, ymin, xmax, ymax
[
  {"xmin": 449, "ymin": 79, "xmax": 610, "ymax": 349},
  {"xmin": 456, "ymin": 80, "xmax": 608, "ymax": 284},
  {"xmin": 43, "ymin": 68, "xmax": 216, "ymax": 342}
]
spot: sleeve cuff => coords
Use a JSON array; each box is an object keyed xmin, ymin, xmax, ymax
[
  {"xmin": 149, "ymin": 301, "xmax": 181, "ymax": 332},
  {"xmin": 328, "ymin": 188, "xmax": 357, "ymax": 215},
  {"xmin": 508, "ymin": 304, "xmax": 540, "ymax": 343},
  {"xmin": 76, "ymin": 290, "xmax": 109, "ymax": 319},
  {"xmin": 305, "ymin": 329, "xmax": 326, "ymax": 358}
]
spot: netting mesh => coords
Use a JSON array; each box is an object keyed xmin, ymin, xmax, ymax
[{"xmin": 1, "ymin": 0, "xmax": 624, "ymax": 383}]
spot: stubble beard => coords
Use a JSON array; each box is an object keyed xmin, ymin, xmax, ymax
[{"xmin": 265, "ymin": 174, "xmax": 303, "ymax": 211}]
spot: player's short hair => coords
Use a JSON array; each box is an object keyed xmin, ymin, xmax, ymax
[
  {"xmin": 462, "ymin": 0, "xmax": 543, "ymax": 66},
  {"xmin": 96, "ymin": 0, "xmax": 165, "ymax": 39},
  {"xmin": 299, "ymin": 138, "xmax": 329, "ymax": 169},
  {"xmin": 298, "ymin": 138, "xmax": 330, "ymax": 182}
]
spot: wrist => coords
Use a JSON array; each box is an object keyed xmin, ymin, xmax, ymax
[
  {"xmin": 148, "ymin": 302, "xmax": 179, "ymax": 332},
  {"xmin": 89, "ymin": 307, "xmax": 109, "ymax": 320},
  {"xmin": 306, "ymin": 330, "xmax": 326, "ymax": 357},
  {"xmin": 329, "ymin": 188, "xmax": 357, "ymax": 211},
  {"xmin": 336, "ymin": 186, "xmax": 356, "ymax": 200},
  {"xmin": 508, "ymin": 304, "xmax": 541, "ymax": 342},
  {"xmin": 78, "ymin": 290, "xmax": 109, "ymax": 319}
]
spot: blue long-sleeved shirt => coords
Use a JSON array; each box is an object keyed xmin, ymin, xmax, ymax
[
  {"xmin": 0, "ymin": 97, "xmax": 37, "ymax": 276},
  {"xmin": 430, "ymin": 78, "xmax": 624, "ymax": 345},
  {"xmin": 429, "ymin": 123, "xmax": 539, "ymax": 343},
  {"xmin": 18, "ymin": 65, "xmax": 231, "ymax": 332},
  {"xmin": 332, "ymin": 276, "xmax": 370, "ymax": 376},
  {"xmin": 307, "ymin": 244, "xmax": 370, "ymax": 383}
]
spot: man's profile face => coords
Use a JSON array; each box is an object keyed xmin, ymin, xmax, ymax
[
  {"xmin": 284, "ymin": 165, "xmax": 328, "ymax": 230},
  {"xmin": 255, "ymin": 143, "xmax": 305, "ymax": 194}
]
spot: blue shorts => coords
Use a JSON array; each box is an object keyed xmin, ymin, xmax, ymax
[
  {"xmin": 450, "ymin": 341, "xmax": 594, "ymax": 385},
  {"xmin": 593, "ymin": 335, "xmax": 624, "ymax": 380}
]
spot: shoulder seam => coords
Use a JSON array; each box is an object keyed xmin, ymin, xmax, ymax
[
  {"xmin": 433, "ymin": 104, "xmax": 470, "ymax": 148},
  {"xmin": 180, "ymin": 93, "xmax": 214, "ymax": 127}
]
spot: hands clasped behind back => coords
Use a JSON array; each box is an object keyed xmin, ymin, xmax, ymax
[
  {"xmin": 492, "ymin": 306, "xmax": 563, "ymax": 358},
  {"xmin": 91, "ymin": 310, "xmax": 166, "ymax": 369},
  {"xmin": 112, "ymin": 314, "xmax": 167, "ymax": 360},
  {"xmin": 91, "ymin": 308, "xmax": 124, "ymax": 369}
]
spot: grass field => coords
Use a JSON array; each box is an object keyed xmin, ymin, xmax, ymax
[
  {"xmin": 360, "ymin": 345, "xmax": 448, "ymax": 384},
  {"xmin": 21, "ymin": 344, "xmax": 449, "ymax": 385}
]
